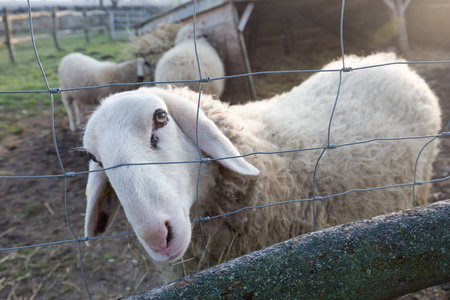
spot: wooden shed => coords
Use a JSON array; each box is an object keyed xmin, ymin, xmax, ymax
[
  {"xmin": 135, "ymin": 0, "xmax": 450, "ymax": 103},
  {"xmin": 136, "ymin": 0, "xmax": 259, "ymax": 103}
]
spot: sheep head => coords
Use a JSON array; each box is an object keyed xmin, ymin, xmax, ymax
[
  {"xmin": 136, "ymin": 57, "xmax": 154, "ymax": 82},
  {"xmin": 82, "ymin": 87, "xmax": 259, "ymax": 262}
]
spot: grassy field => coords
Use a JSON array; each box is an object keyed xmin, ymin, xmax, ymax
[{"xmin": 0, "ymin": 32, "xmax": 131, "ymax": 139}]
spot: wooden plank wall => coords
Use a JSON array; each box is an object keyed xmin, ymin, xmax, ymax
[{"xmin": 176, "ymin": 2, "xmax": 252, "ymax": 104}]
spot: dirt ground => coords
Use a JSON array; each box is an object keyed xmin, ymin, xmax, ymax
[{"xmin": 1, "ymin": 48, "xmax": 450, "ymax": 299}]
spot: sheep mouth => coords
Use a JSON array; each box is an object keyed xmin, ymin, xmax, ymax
[
  {"xmin": 141, "ymin": 226, "xmax": 188, "ymax": 262},
  {"xmin": 166, "ymin": 221, "xmax": 174, "ymax": 245},
  {"xmin": 148, "ymin": 245, "xmax": 186, "ymax": 262},
  {"xmin": 167, "ymin": 248, "xmax": 186, "ymax": 262}
]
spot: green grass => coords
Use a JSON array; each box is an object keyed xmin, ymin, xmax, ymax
[{"xmin": 0, "ymin": 32, "xmax": 131, "ymax": 139}]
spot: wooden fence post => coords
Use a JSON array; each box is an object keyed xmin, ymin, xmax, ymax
[
  {"xmin": 383, "ymin": 0, "xmax": 411, "ymax": 58},
  {"xmin": 83, "ymin": 9, "xmax": 90, "ymax": 44},
  {"xmin": 3, "ymin": 7, "xmax": 16, "ymax": 63},
  {"xmin": 237, "ymin": 3, "xmax": 257, "ymax": 100},
  {"xmin": 107, "ymin": 9, "xmax": 113, "ymax": 40},
  {"xmin": 52, "ymin": 6, "xmax": 62, "ymax": 51}
]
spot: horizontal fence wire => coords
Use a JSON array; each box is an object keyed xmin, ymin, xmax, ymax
[
  {"xmin": 1, "ymin": 0, "xmax": 449, "ymax": 298},
  {"xmin": 4, "ymin": 60, "xmax": 450, "ymax": 95}
]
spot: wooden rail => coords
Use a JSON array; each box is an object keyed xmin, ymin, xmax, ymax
[{"xmin": 125, "ymin": 200, "xmax": 450, "ymax": 300}]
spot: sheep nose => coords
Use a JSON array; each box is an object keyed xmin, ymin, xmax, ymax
[{"xmin": 144, "ymin": 221, "xmax": 174, "ymax": 252}]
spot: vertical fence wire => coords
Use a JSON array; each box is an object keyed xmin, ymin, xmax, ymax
[
  {"xmin": 24, "ymin": 0, "xmax": 93, "ymax": 297},
  {"xmin": 0, "ymin": 0, "xmax": 449, "ymax": 298},
  {"xmin": 191, "ymin": 0, "xmax": 211, "ymax": 269}
]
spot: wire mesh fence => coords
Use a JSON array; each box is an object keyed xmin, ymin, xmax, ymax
[
  {"xmin": 1, "ymin": 0, "xmax": 449, "ymax": 299},
  {"xmin": 109, "ymin": 10, "xmax": 150, "ymax": 39}
]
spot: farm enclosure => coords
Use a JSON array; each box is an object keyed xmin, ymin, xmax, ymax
[{"xmin": 1, "ymin": 0, "xmax": 450, "ymax": 299}]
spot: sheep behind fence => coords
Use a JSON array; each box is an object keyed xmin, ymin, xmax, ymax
[
  {"xmin": 58, "ymin": 52, "xmax": 154, "ymax": 132},
  {"xmin": 0, "ymin": 0, "xmax": 449, "ymax": 299},
  {"xmin": 81, "ymin": 55, "xmax": 442, "ymax": 282}
]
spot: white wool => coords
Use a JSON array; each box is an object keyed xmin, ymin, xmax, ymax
[
  {"xmin": 82, "ymin": 53, "xmax": 441, "ymax": 283},
  {"xmin": 154, "ymin": 25, "xmax": 225, "ymax": 97}
]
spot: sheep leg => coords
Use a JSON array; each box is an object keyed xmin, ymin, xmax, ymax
[
  {"xmin": 62, "ymin": 94, "xmax": 76, "ymax": 132},
  {"xmin": 73, "ymin": 100, "xmax": 82, "ymax": 131}
]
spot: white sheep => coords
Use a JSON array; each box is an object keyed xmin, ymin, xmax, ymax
[
  {"xmin": 128, "ymin": 22, "xmax": 183, "ymax": 65},
  {"xmin": 154, "ymin": 25, "xmax": 225, "ymax": 97},
  {"xmin": 81, "ymin": 53, "xmax": 441, "ymax": 283},
  {"xmin": 58, "ymin": 52, "xmax": 153, "ymax": 132}
]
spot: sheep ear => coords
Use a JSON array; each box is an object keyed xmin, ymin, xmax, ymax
[
  {"xmin": 85, "ymin": 162, "xmax": 121, "ymax": 240},
  {"xmin": 196, "ymin": 123, "xmax": 260, "ymax": 176},
  {"xmin": 157, "ymin": 89, "xmax": 260, "ymax": 176}
]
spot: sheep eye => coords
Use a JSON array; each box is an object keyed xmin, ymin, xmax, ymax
[
  {"xmin": 150, "ymin": 134, "xmax": 159, "ymax": 149},
  {"xmin": 151, "ymin": 109, "xmax": 168, "ymax": 149},
  {"xmin": 77, "ymin": 148, "xmax": 104, "ymax": 167},
  {"xmin": 153, "ymin": 109, "xmax": 168, "ymax": 130},
  {"xmin": 86, "ymin": 152, "xmax": 103, "ymax": 167},
  {"xmin": 155, "ymin": 111, "xmax": 167, "ymax": 123}
]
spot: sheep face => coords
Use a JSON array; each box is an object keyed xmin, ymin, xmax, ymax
[
  {"xmin": 136, "ymin": 57, "xmax": 154, "ymax": 81},
  {"xmin": 83, "ymin": 87, "xmax": 259, "ymax": 262}
]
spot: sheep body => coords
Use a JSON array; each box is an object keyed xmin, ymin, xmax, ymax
[
  {"xmin": 58, "ymin": 52, "xmax": 152, "ymax": 132},
  {"xmin": 154, "ymin": 25, "xmax": 225, "ymax": 97},
  {"xmin": 181, "ymin": 53, "xmax": 441, "ymax": 276},
  {"xmin": 82, "ymin": 53, "xmax": 441, "ymax": 283}
]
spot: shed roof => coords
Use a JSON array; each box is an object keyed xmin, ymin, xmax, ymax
[{"xmin": 135, "ymin": 0, "xmax": 266, "ymax": 34}]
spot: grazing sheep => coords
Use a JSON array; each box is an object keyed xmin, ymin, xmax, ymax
[
  {"xmin": 173, "ymin": 23, "xmax": 199, "ymax": 45},
  {"xmin": 82, "ymin": 53, "xmax": 441, "ymax": 283},
  {"xmin": 154, "ymin": 25, "xmax": 225, "ymax": 97},
  {"xmin": 128, "ymin": 22, "xmax": 183, "ymax": 65},
  {"xmin": 58, "ymin": 52, "xmax": 153, "ymax": 132}
]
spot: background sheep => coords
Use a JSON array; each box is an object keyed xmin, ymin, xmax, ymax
[
  {"xmin": 58, "ymin": 52, "xmax": 153, "ymax": 132},
  {"xmin": 173, "ymin": 23, "xmax": 200, "ymax": 45},
  {"xmin": 128, "ymin": 22, "xmax": 183, "ymax": 65},
  {"xmin": 154, "ymin": 24, "xmax": 226, "ymax": 97},
  {"xmin": 81, "ymin": 53, "xmax": 441, "ymax": 283}
]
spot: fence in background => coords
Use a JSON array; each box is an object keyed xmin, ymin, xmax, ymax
[
  {"xmin": 0, "ymin": 7, "xmax": 148, "ymax": 62},
  {"xmin": 109, "ymin": 10, "xmax": 150, "ymax": 40},
  {"xmin": 0, "ymin": 0, "xmax": 449, "ymax": 299}
]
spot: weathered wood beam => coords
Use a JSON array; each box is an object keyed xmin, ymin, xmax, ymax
[
  {"xmin": 3, "ymin": 7, "xmax": 16, "ymax": 63},
  {"xmin": 83, "ymin": 9, "xmax": 90, "ymax": 44},
  {"xmin": 123, "ymin": 200, "xmax": 450, "ymax": 300},
  {"xmin": 52, "ymin": 6, "xmax": 62, "ymax": 51},
  {"xmin": 382, "ymin": 0, "xmax": 411, "ymax": 58},
  {"xmin": 237, "ymin": 3, "xmax": 256, "ymax": 100}
]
